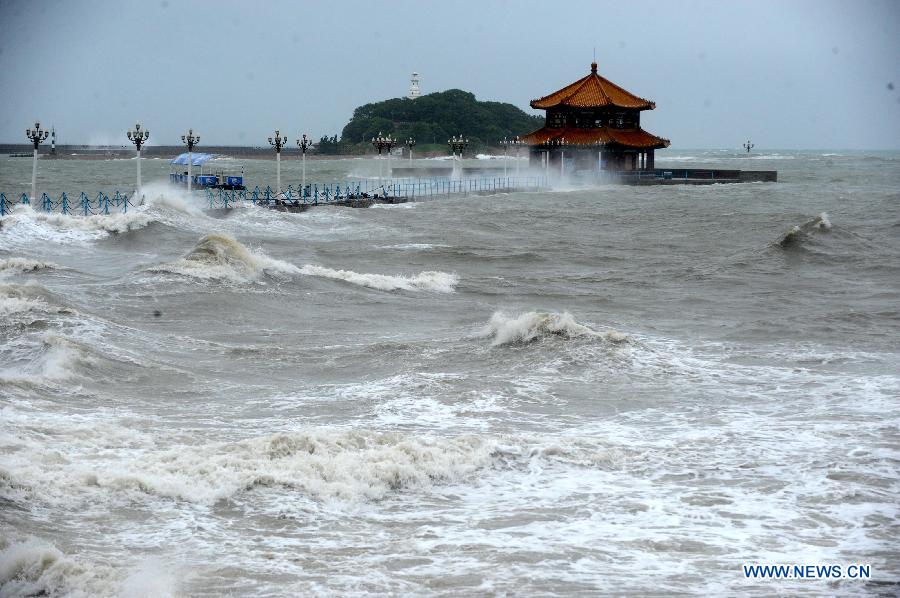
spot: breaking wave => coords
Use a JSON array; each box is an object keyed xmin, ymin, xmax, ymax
[
  {"xmin": 0, "ymin": 282, "xmax": 72, "ymax": 319},
  {"xmin": 776, "ymin": 212, "xmax": 832, "ymax": 248},
  {"xmin": 1, "ymin": 429, "xmax": 496, "ymax": 506},
  {"xmin": 0, "ymin": 423, "xmax": 642, "ymax": 512},
  {"xmin": 0, "ymin": 538, "xmax": 118, "ymax": 598},
  {"xmin": 0, "ymin": 334, "xmax": 92, "ymax": 385},
  {"xmin": 141, "ymin": 186, "xmax": 205, "ymax": 217},
  {"xmin": 0, "ymin": 205, "xmax": 154, "ymax": 246},
  {"xmin": 479, "ymin": 311, "xmax": 629, "ymax": 346},
  {"xmin": 0, "ymin": 257, "xmax": 57, "ymax": 274},
  {"xmin": 299, "ymin": 264, "xmax": 458, "ymax": 292},
  {"xmin": 147, "ymin": 233, "xmax": 300, "ymax": 283}
]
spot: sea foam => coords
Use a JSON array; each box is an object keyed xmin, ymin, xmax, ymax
[
  {"xmin": 0, "ymin": 538, "xmax": 132, "ymax": 598},
  {"xmin": 0, "ymin": 204, "xmax": 153, "ymax": 246},
  {"xmin": 0, "ymin": 334, "xmax": 90, "ymax": 385},
  {"xmin": 4, "ymin": 429, "xmax": 498, "ymax": 505},
  {"xmin": 299, "ymin": 264, "xmax": 458, "ymax": 292},
  {"xmin": 479, "ymin": 311, "xmax": 629, "ymax": 346}
]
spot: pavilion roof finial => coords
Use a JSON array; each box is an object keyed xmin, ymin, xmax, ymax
[{"xmin": 591, "ymin": 61, "xmax": 597, "ymax": 74}]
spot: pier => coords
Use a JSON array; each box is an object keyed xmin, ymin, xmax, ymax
[{"xmin": 0, "ymin": 175, "xmax": 549, "ymax": 217}]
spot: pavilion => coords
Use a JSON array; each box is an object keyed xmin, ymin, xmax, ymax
[{"xmin": 522, "ymin": 62, "xmax": 670, "ymax": 172}]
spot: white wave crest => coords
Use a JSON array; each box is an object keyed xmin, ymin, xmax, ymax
[
  {"xmin": 0, "ymin": 205, "xmax": 153, "ymax": 246},
  {"xmin": 0, "ymin": 257, "xmax": 57, "ymax": 274},
  {"xmin": 776, "ymin": 212, "xmax": 832, "ymax": 248},
  {"xmin": 0, "ymin": 538, "xmax": 136, "ymax": 598},
  {"xmin": 0, "ymin": 334, "xmax": 89, "ymax": 384},
  {"xmin": 147, "ymin": 233, "xmax": 300, "ymax": 283},
  {"xmin": 142, "ymin": 187, "xmax": 204, "ymax": 217},
  {"xmin": 299, "ymin": 264, "xmax": 458, "ymax": 292},
  {"xmin": 0, "ymin": 282, "xmax": 69, "ymax": 318},
  {"xmin": 479, "ymin": 311, "xmax": 629, "ymax": 346},
  {"xmin": 71, "ymin": 430, "xmax": 493, "ymax": 505}
]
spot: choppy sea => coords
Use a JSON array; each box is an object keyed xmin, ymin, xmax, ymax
[{"xmin": 1, "ymin": 150, "xmax": 898, "ymax": 596}]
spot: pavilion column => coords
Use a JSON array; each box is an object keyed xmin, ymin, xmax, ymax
[{"xmin": 647, "ymin": 149, "xmax": 655, "ymax": 170}]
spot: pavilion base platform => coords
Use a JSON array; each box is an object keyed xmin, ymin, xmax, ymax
[{"xmin": 609, "ymin": 168, "xmax": 777, "ymax": 184}]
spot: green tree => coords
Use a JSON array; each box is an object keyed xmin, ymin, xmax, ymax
[{"xmin": 340, "ymin": 89, "xmax": 543, "ymax": 151}]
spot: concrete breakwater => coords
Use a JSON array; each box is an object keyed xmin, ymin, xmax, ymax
[{"xmin": 615, "ymin": 168, "xmax": 777, "ymax": 184}]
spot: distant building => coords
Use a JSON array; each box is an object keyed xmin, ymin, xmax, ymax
[
  {"xmin": 522, "ymin": 62, "xmax": 670, "ymax": 171},
  {"xmin": 408, "ymin": 72, "xmax": 421, "ymax": 100}
]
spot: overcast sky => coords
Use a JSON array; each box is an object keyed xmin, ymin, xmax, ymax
[{"xmin": 1, "ymin": 0, "xmax": 898, "ymax": 149}]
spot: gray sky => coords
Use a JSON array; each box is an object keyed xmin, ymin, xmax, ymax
[{"xmin": 1, "ymin": 0, "xmax": 898, "ymax": 149}]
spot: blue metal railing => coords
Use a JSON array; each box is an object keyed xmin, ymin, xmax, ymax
[
  {"xmin": 0, "ymin": 191, "xmax": 132, "ymax": 216},
  {"xmin": 0, "ymin": 175, "xmax": 548, "ymax": 216}
]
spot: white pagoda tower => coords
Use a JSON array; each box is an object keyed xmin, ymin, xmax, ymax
[{"xmin": 408, "ymin": 72, "xmax": 421, "ymax": 100}]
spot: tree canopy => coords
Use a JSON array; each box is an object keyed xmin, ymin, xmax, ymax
[{"xmin": 339, "ymin": 89, "xmax": 544, "ymax": 151}]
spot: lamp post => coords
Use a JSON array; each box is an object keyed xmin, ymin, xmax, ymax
[
  {"xmin": 406, "ymin": 137, "xmax": 416, "ymax": 165},
  {"xmin": 181, "ymin": 128, "xmax": 199, "ymax": 194},
  {"xmin": 512, "ymin": 136, "xmax": 523, "ymax": 176},
  {"xmin": 297, "ymin": 133, "xmax": 312, "ymax": 197},
  {"xmin": 447, "ymin": 134, "xmax": 468, "ymax": 160},
  {"xmin": 743, "ymin": 140, "xmax": 754, "ymax": 153},
  {"xmin": 25, "ymin": 122, "xmax": 49, "ymax": 202},
  {"xmin": 371, "ymin": 132, "xmax": 396, "ymax": 179},
  {"xmin": 126, "ymin": 122, "xmax": 149, "ymax": 199},
  {"xmin": 448, "ymin": 135, "xmax": 468, "ymax": 180},
  {"xmin": 268, "ymin": 129, "xmax": 286, "ymax": 194},
  {"xmin": 499, "ymin": 136, "xmax": 512, "ymax": 177}
]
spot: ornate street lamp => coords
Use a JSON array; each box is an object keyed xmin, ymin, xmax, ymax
[
  {"xmin": 371, "ymin": 132, "xmax": 396, "ymax": 179},
  {"xmin": 181, "ymin": 128, "xmax": 199, "ymax": 193},
  {"xmin": 447, "ymin": 134, "xmax": 468, "ymax": 160},
  {"xmin": 297, "ymin": 133, "xmax": 312, "ymax": 197},
  {"xmin": 127, "ymin": 122, "xmax": 149, "ymax": 199},
  {"xmin": 743, "ymin": 140, "xmax": 754, "ymax": 153},
  {"xmin": 447, "ymin": 135, "xmax": 468, "ymax": 179},
  {"xmin": 25, "ymin": 122, "xmax": 49, "ymax": 202},
  {"xmin": 406, "ymin": 137, "xmax": 416, "ymax": 165},
  {"xmin": 268, "ymin": 129, "xmax": 287, "ymax": 194}
]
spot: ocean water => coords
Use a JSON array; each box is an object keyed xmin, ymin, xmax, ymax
[{"xmin": 1, "ymin": 150, "xmax": 898, "ymax": 596}]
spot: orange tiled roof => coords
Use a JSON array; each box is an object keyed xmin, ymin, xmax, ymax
[
  {"xmin": 531, "ymin": 63, "xmax": 656, "ymax": 110},
  {"xmin": 521, "ymin": 125, "xmax": 669, "ymax": 149}
]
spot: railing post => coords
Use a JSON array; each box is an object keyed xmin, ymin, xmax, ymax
[
  {"xmin": 81, "ymin": 192, "xmax": 90, "ymax": 216},
  {"xmin": 21, "ymin": 193, "xmax": 30, "ymax": 205},
  {"xmin": 61, "ymin": 192, "xmax": 70, "ymax": 215},
  {"xmin": 0, "ymin": 193, "xmax": 7, "ymax": 217},
  {"xmin": 42, "ymin": 192, "xmax": 52, "ymax": 212}
]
